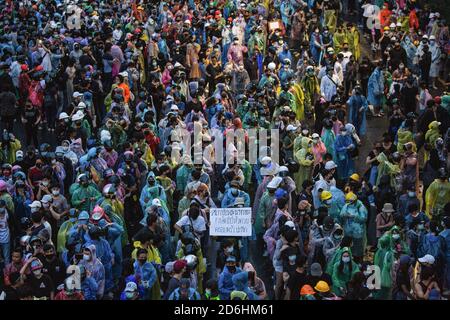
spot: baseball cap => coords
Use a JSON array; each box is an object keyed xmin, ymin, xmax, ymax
[
  {"xmin": 29, "ymin": 200, "xmax": 42, "ymax": 209},
  {"xmin": 16, "ymin": 150, "xmax": 24, "ymax": 160},
  {"xmin": 72, "ymin": 91, "xmax": 83, "ymax": 98},
  {"xmin": 152, "ymin": 199, "xmax": 162, "ymax": 207},
  {"xmin": 418, "ymin": 254, "xmax": 435, "ymax": 264},
  {"xmin": 324, "ymin": 161, "xmax": 337, "ymax": 170},
  {"xmin": 41, "ymin": 194, "xmax": 52, "ymax": 203},
  {"xmin": 173, "ymin": 260, "xmax": 187, "ymax": 273},
  {"xmin": 125, "ymin": 282, "xmax": 138, "ymax": 292},
  {"xmin": 286, "ymin": 125, "xmax": 297, "ymax": 132}
]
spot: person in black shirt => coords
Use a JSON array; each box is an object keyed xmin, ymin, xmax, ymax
[
  {"xmin": 21, "ymin": 258, "xmax": 55, "ymax": 300},
  {"xmin": 286, "ymin": 256, "xmax": 307, "ymax": 300},
  {"xmin": 21, "ymin": 102, "xmax": 40, "ymax": 148},
  {"xmin": 400, "ymin": 77, "xmax": 419, "ymax": 115},
  {"xmin": 393, "ymin": 255, "xmax": 415, "ymax": 300},
  {"xmin": 41, "ymin": 244, "xmax": 66, "ymax": 289}
]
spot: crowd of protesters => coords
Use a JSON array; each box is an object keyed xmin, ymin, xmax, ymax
[{"xmin": 0, "ymin": 0, "xmax": 449, "ymax": 301}]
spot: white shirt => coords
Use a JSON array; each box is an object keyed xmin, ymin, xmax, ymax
[{"xmin": 176, "ymin": 215, "xmax": 207, "ymax": 234}]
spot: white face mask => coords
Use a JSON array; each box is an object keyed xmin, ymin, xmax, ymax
[
  {"xmin": 52, "ymin": 190, "xmax": 60, "ymax": 196},
  {"xmin": 342, "ymin": 256, "xmax": 351, "ymax": 263},
  {"xmin": 33, "ymin": 269, "xmax": 42, "ymax": 276},
  {"xmin": 83, "ymin": 254, "xmax": 91, "ymax": 261},
  {"xmin": 392, "ymin": 234, "xmax": 400, "ymax": 240}
]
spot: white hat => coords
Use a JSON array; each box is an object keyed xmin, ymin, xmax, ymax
[
  {"xmin": 58, "ymin": 112, "xmax": 69, "ymax": 120},
  {"xmin": 260, "ymin": 156, "xmax": 272, "ymax": 166},
  {"xmin": 422, "ymin": 34, "xmax": 429, "ymax": 39},
  {"xmin": 72, "ymin": 111, "xmax": 84, "ymax": 122},
  {"xmin": 267, "ymin": 176, "xmax": 283, "ymax": 189},
  {"xmin": 72, "ymin": 91, "xmax": 83, "ymax": 98},
  {"xmin": 286, "ymin": 125, "xmax": 297, "ymax": 132},
  {"xmin": 119, "ymin": 71, "xmax": 128, "ymax": 77},
  {"xmin": 77, "ymin": 102, "xmax": 86, "ymax": 109},
  {"xmin": 389, "ymin": 22, "xmax": 396, "ymax": 28},
  {"xmin": 312, "ymin": 133, "xmax": 320, "ymax": 139},
  {"xmin": 174, "ymin": 62, "xmax": 182, "ymax": 68},
  {"xmin": 285, "ymin": 221, "xmax": 295, "ymax": 229},
  {"xmin": 16, "ymin": 150, "xmax": 24, "ymax": 159},
  {"xmin": 152, "ymin": 199, "xmax": 162, "ymax": 207},
  {"xmin": 125, "ymin": 282, "xmax": 138, "ymax": 292},
  {"xmin": 170, "ymin": 105, "xmax": 179, "ymax": 111},
  {"xmin": 396, "ymin": 22, "xmax": 402, "ymax": 27},
  {"xmin": 418, "ymin": 254, "xmax": 435, "ymax": 264},
  {"xmin": 325, "ymin": 160, "xmax": 337, "ymax": 170},
  {"xmin": 429, "ymin": 13, "xmax": 436, "ymax": 19},
  {"xmin": 429, "ymin": 35, "xmax": 436, "ymax": 40},
  {"xmin": 278, "ymin": 166, "xmax": 289, "ymax": 173},
  {"xmin": 29, "ymin": 200, "xmax": 42, "ymax": 209},
  {"xmin": 184, "ymin": 19, "xmax": 191, "ymax": 24},
  {"xmin": 41, "ymin": 195, "xmax": 52, "ymax": 203},
  {"xmin": 268, "ymin": 62, "xmax": 276, "ymax": 71}
]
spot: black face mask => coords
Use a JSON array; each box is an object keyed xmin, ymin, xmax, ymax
[
  {"xmin": 228, "ymin": 266, "xmax": 236, "ymax": 273},
  {"xmin": 138, "ymin": 259, "xmax": 147, "ymax": 264}
]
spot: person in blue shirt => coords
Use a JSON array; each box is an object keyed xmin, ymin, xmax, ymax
[
  {"xmin": 334, "ymin": 126, "xmax": 355, "ymax": 180},
  {"xmin": 133, "ymin": 248, "xmax": 157, "ymax": 300},
  {"xmin": 168, "ymin": 278, "xmax": 201, "ymax": 300},
  {"xmin": 404, "ymin": 203, "xmax": 429, "ymax": 231},
  {"xmin": 218, "ymin": 255, "xmax": 242, "ymax": 300}
]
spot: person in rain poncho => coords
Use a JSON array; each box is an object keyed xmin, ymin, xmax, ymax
[
  {"xmin": 140, "ymin": 171, "xmax": 167, "ymax": 212},
  {"xmin": 71, "ymin": 174, "xmax": 101, "ymax": 212},
  {"xmin": 425, "ymin": 168, "xmax": 450, "ymax": 220},
  {"xmin": 339, "ymin": 192, "xmax": 368, "ymax": 261},
  {"xmin": 231, "ymin": 270, "xmax": 260, "ymax": 300},
  {"xmin": 323, "ymin": 226, "xmax": 345, "ymax": 264},
  {"xmin": 347, "ymin": 86, "xmax": 368, "ymax": 136},
  {"xmin": 373, "ymin": 234, "xmax": 395, "ymax": 299},
  {"xmin": 367, "ymin": 64, "xmax": 385, "ymax": 116},
  {"xmin": 425, "ymin": 121, "xmax": 442, "ymax": 162},
  {"xmin": 85, "ymin": 225, "xmax": 114, "ymax": 294},
  {"xmin": 294, "ymin": 137, "xmax": 315, "ymax": 191},
  {"xmin": 320, "ymin": 66, "xmax": 338, "ymax": 102},
  {"xmin": 311, "ymin": 133, "xmax": 327, "ymax": 166},
  {"xmin": 56, "ymin": 208, "xmax": 78, "ymax": 253},
  {"xmin": 334, "ymin": 126, "xmax": 355, "ymax": 180},
  {"xmin": 428, "ymin": 35, "xmax": 441, "ymax": 90},
  {"xmin": 133, "ymin": 248, "xmax": 158, "ymax": 300},
  {"xmin": 331, "ymin": 247, "xmax": 360, "ymax": 297},
  {"xmin": 79, "ymin": 244, "xmax": 105, "ymax": 300},
  {"xmin": 321, "ymin": 119, "xmax": 336, "ymax": 161},
  {"xmin": 301, "ymin": 66, "xmax": 320, "ymax": 115},
  {"xmin": 255, "ymin": 177, "xmax": 279, "ymax": 236}
]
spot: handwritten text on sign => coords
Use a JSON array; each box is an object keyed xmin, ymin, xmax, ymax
[{"xmin": 209, "ymin": 208, "xmax": 252, "ymax": 237}]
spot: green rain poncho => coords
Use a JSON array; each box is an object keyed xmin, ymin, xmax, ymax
[
  {"xmin": 176, "ymin": 164, "xmax": 193, "ymax": 194},
  {"xmin": 424, "ymin": 121, "xmax": 441, "ymax": 162},
  {"xmin": 333, "ymin": 30, "xmax": 348, "ymax": 53},
  {"xmin": 56, "ymin": 218, "xmax": 76, "ymax": 253},
  {"xmin": 321, "ymin": 128, "xmax": 336, "ymax": 161},
  {"xmin": 301, "ymin": 75, "xmax": 320, "ymax": 114},
  {"xmin": 71, "ymin": 184, "xmax": 101, "ymax": 212},
  {"xmin": 397, "ymin": 128, "xmax": 416, "ymax": 153},
  {"xmin": 425, "ymin": 178, "xmax": 450, "ymax": 219},
  {"xmin": 331, "ymin": 247, "xmax": 360, "ymax": 296},
  {"xmin": 373, "ymin": 234, "xmax": 395, "ymax": 299},
  {"xmin": 294, "ymin": 137, "xmax": 314, "ymax": 190},
  {"xmin": 255, "ymin": 190, "xmax": 275, "ymax": 235},
  {"xmin": 375, "ymin": 152, "xmax": 401, "ymax": 188}
]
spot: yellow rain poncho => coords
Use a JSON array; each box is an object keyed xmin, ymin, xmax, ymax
[
  {"xmin": 425, "ymin": 178, "xmax": 450, "ymax": 219},
  {"xmin": 290, "ymin": 82, "xmax": 305, "ymax": 121}
]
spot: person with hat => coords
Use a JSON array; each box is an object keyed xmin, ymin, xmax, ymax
[
  {"xmin": 294, "ymin": 137, "xmax": 315, "ymax": 191},
  {"xmin": 340, "ymin": 192, "xmax": 368, "ymax": 262},
  {"xmin": 120, "ymin": 281, "xmax": 140, "ymax": 300},
  {"xmin": 376, "ymin": 203, "xmax": 396, "ymax": 239},
  {"xmin": 20, "ymin": 257, "xmax": 55, "ymax": 300},
  {"xmin": 330, "ymin": 247, "xmax": 360, "ymax": 297},
  {"xmin": 163, "ymin": 259, "xmax": 187, "ymax": 300},
  {"xmin": 218, "ymin": 255, "xmax": 242, "ymax": 300},
  {"xmin": 314, "ymin": 280, "xmax": 339, "ymax": 300}
]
